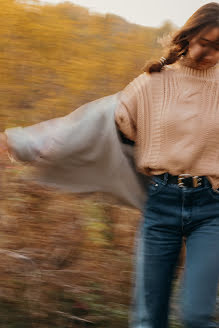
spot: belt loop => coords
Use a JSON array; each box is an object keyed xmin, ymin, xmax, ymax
[
  {"xmin": 203, "ymin": 176, "xmax": 211, "ymax": 188},
  {"xmin": 163, "ymin": 173, "xmax": 169, "ymax": 185}
]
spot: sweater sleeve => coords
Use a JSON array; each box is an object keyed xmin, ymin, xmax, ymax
[
  {"xmin": 114, "ymin": 75, "xmax": 143, "ymax": 142},
  {"xmin": 115, "ymin": 82, "xmax": 137, "ymax": 141},
  {"xmin": 4, "ymin": 118, "xmax": 66, "ymax": 163}
]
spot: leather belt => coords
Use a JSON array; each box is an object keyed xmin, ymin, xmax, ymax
[{"xmin": 156, "ymin": 173, "xmax": 206, "ymax": 188}]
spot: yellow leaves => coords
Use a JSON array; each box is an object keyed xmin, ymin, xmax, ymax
[{"xmin": 0, "ymin": 0, "xmax": 176, "ymax": 131}]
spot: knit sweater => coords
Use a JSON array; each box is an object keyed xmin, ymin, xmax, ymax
[{"xmin": 114, "ymin": 61, "xmax": 219, "ymax": 190}]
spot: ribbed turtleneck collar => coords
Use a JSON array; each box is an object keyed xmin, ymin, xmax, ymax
[{"xmin": 172, "ymin": 60, "xmax": 218, "ymax": 79}]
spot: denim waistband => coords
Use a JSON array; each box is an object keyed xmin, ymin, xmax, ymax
[{"xmin": 152, "ymin": 173, "xmax": 212, "ymax": 189}]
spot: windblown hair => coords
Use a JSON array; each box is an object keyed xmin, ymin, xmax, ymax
[{"xmin": 143, "ymin": 2, "xmax": 219, "ymax": 74}]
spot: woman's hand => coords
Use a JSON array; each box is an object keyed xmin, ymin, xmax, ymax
[{"xmin": 0, "ymin": 132, "xmax": 8, "ymax": 154}]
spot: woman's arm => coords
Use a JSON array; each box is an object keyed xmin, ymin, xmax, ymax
[
  {"xmin": 114, "ymin": 83, "xmax": 138, "ymax": 142},
  {"xmin": 114, "ymin": 73, "xmax": 148, "ymax": 142},
  {"xmin": 3, "ymin": 93, "xmax": 121, "ymax": 165}
]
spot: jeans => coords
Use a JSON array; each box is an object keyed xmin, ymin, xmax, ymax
[{"xmin": 129, "ymin": 174, "xmax": 219, "ymax": 328}]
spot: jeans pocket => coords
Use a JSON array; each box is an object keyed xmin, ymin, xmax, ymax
[{"xmin": 207, "ymin": 187, "xmax": 219, "ymax": 201}]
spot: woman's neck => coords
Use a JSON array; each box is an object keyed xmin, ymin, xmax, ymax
[{"xmin": 173, "ymin": 57, "xmax": 218, "ymax": 79}]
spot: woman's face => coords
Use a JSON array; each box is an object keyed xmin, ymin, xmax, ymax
[{"xmin": 184, "ymin": 26, "xmax": 219, "ymax": 69}]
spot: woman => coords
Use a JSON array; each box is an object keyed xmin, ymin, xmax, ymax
[
  {"xmin": 115, "ymin": 2, "xmax": 219, "ymax": 328},
  {"xmin": 0, "ymin": 2, "xmax": 219, "ymax": 328}
]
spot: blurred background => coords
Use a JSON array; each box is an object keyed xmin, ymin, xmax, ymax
[{"xmin": 0, "ymin": 0, "xmax": 216, "ymax": 327}]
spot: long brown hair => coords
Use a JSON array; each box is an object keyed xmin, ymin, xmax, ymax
[{"xmin": 143, "ymin": 2, "xmax": 219, "ymax": 74}]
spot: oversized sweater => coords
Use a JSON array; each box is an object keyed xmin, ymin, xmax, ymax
[{"xmin": 114, "ymin": 61, "xmax": 219, "ymax": 190}]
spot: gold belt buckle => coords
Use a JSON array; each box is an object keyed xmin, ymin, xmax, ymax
[{"xmin": 178, "ymin": 174, "xmax": 202, "ymax": 188}]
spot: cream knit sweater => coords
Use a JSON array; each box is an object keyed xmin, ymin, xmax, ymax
[{"xmin": 115, "ymin": 61, "xmax": 219, "ymax": 190}]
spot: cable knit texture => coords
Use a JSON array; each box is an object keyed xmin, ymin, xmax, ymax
[{"xmin": 115, "ymin": 61, "xmax": 219, "ymax": 190}]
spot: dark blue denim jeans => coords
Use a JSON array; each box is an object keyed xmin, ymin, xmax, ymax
[{"xmin": 130, "ymin": 174, "xmax": 219, "ymax": 328}]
